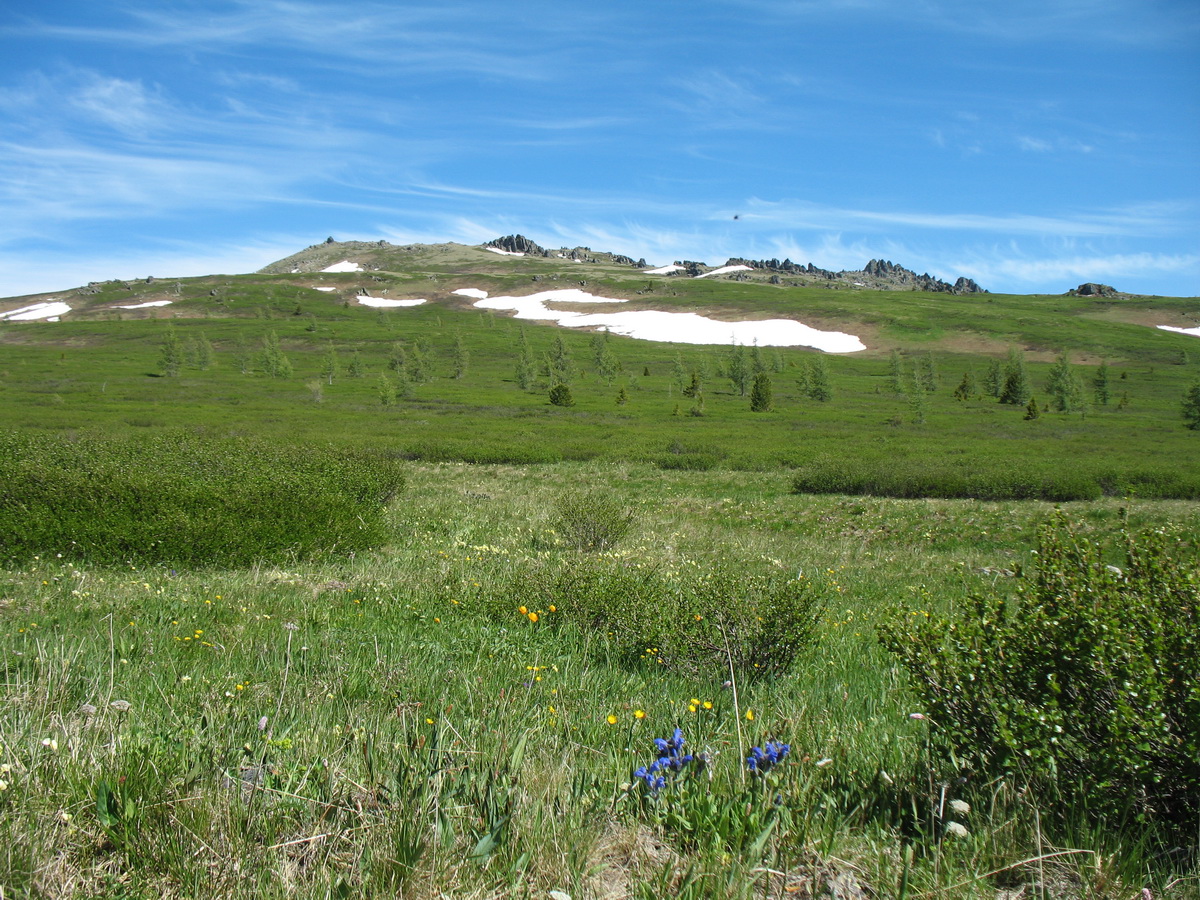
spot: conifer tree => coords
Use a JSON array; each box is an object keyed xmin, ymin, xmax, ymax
[
  {"xmin": 727, "ymin": 344, "xmax": 751, "ymax": 396},
  {"xmin": 807, "ymin": 356, "xmax": 832, "ymax": 402},
  {"xmin": 548, "ymin": 382, "xmax": 575, "ymax": 407},
  {"xmin": 452, "ymin": 332, "xmax": 469, "ymax": 379},
  {"xmin": 984, "ymin": 358, "xmax": 1004, "ymax": 398},
  {"xmin": 998, "ymin": 347, "xmax": 1030, "ymax": 405},
  {"xmin": 158, "ymin": 325, "xmax": 182, "ymax": 377},
  {"xmin": 1024, "ymin": 395, "xmax": 1041, "ymax": 420},
  {"xmin": 260, "ymin": 331, "xmax": 292, "ymax": 378},
  {"xmin": 1093, "ymin": 359, "xmax": 1111, "ymax": 406},
  {"xmin": 1045, "ymin": 351, "xmax": 1084, "ymax": 412},
  {"xmin": 953, "ymin": 371, "xmax": 976, "ymax": 401},
  {"xmin": 377, "ymin": 373, "xmax": 397, "ymax": 407},
  {"xmin": 347, "ymin": 349, "xmax": 364, "ymax": 378},
  {"xmin": 515, "ymin": 329, "xmax": 536, "ymax": 390},
  {"xmin": 321, "ymin": 346, "xmax": 339, "ymax": 385},
  {"xmin": 888, "ymin": 350, "xmax": 905, "ymax": 394},
  {"xmin": 750, "ymin": 373, "xmax": 774, "ymax": 411},
  {"xmin": 1182, "ymin": 382, "xmax": 1200, "ymax": 430},
  {"xmin": 549, "ymin": 335, "xmax": 576, "ymax": 385}
]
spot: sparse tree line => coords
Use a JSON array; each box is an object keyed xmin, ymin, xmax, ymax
[{"xmin": 155, "ymin": 325, "xmax": 1200, "ymax": 427}]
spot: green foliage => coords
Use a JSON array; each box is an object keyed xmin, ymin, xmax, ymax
[
  {"xmin": 1182, "ymin": 382, "xmax": 1200, "ymax": 430},
  {"xmin": 158, "ymin": 325, "xmax": 182, "ymax": 377},
  {"xmin": 260, "ymin": 331, "xmax": 293, "ymax": 378},
  {"xmin": 879, "ymin": 514, "xmax": 1200, "ymax": 841},
  {"xmin": 1023, "ymin": 394, "xmax": 1040, "ymax": 420},
  {"xmin": 548, "ymin": 382, "xmax": 575, "ymax": 407},
  {"xmin": 983, "ymin": 358, "xmax": 1004, "ymax": 398},
  {"xmin": 915, "ymin": 351, "xmax": 938, "ymax": 393},
  {"xmin": 806, "ymin": 356, "xmax": 832, "ymax": 402},
  {"xmin": 749, "ymin": 373, "xmax": 773, "ymax": 411},
  {"xmin": 1094, "ymin": 359, "xmax": 1111, "ymax": 406},
  {"xmin": 452, "ymin": 332, "xmax": 469, "ymax": 379},
  {"xmin": 953, "ymin": 370, "xmax": 976, "ymax": 401},
  {"xmin": 998, "ymin": 346, "xmax": 1030, "ymax": 405},
  {"xmin": 0, "ymin": 431, "xmax": 404, "ymax": 566},
  {"xmin": 550, "ymin": 488, "xmax": 633, "ymax": 551},
  {"xmin": 1045, "ymin": 351, "xmax": 1084, "ymax": 412}
]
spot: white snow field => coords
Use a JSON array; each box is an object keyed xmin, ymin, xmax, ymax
[
  {"xmin": 644, "ymin": 264, "xmax": 684, "ymax": 274},
  {"xmin": 695, "ymin": 264, "xmax": 752, "ymax": 279},
  {"xmin": 1157, "ymin": 324, "xmax": 1200, "ymax": 337},
  {"xmin": 451, "ymin": 288, "xmax": 490, "ymax": 299},
  {"xmin": 314, "ymin": 287, "xmax": 337, "ymax": 292},
  {"xmin": 1, "ymin": 301, "xmax": 72, "ymax": 321},
  {"xmin": 321, "ymin": 260, "xmax": 363, "ymax": 273},
  {"xmin": 469, "ymin": 288, "xmax": 865, "ymax": 351},
  {"xmin": 355, "ymin": 294, "xmax": 426, "ymax": 308},
  {"xmin": 483, "ymin": 247, "xmax": 524, "ymax": 257},
  {"xmin": 114, "ymin": 300, "xmax": 173, "ymax": 309}
]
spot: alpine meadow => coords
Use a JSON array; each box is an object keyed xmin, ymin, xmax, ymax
[{"xmin": 1, "ymin": 238, "xmax": 1198, "ymax": 900}]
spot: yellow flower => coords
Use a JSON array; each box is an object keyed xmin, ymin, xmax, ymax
[
  {"xmin": 688, "ymin": 704, "xmax": 697, "ymax": 713},
  {"xmin": 548, "ymin": 605, "xmax": 557, "ymax": 613},
  {"xmin": 606, "ymin": 714, "xmax": 618, "ymax": 725},
  {"xmin": 633, "ymin": 709, "xmax": 646, "ymax": 719},
  {"xmin": 528, "ymin": 612, "xmax": 539, "ymax": 623},
  {"xmin": 745, "ymin": 709, "xmax": 755, "ymax": 721},
  {"xmin": 703, "ymin": 701, "xmax": 713, "ymax": 710},
  {"xmin": 518, "ymin": 606, "xmax": 528, "ymax": 615}
]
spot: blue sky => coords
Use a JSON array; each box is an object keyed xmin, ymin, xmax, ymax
[{"xmin": 2, "ymin": 0, "xmax": 1197, "ymax": 298}]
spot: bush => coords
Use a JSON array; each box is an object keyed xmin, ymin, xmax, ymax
[
  {"xmin": 879, "ymin": 514, "xmax": 1200, "ymax": 841},
  {"xmin": 515, "ymin": 559, "xmax": 824, "ymax": 678},
  {"xmin": 550, "ymin": 488, "xmax": 634, "ymax": 551},
  {"xmin": 0, "ymin": 431, "xmax": 404, "ymax": 566}
]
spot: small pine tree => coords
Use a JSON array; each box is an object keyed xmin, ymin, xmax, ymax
[
  {"xmin": 916, "ymin": 351, "xmax": 938, "ymax": 393},
  {"xmin": 807, "ymin": 356, "xmax": 832, "ymax": 402},
  {"xmin": 260, "ymin": 331, "xmax": 292, "ymax": 378},
  {"xmin": 452, "ymin": 333, "xmax": 469, "ymax": 380},
  {"xmin": 1024, "ymin": 395, "xmax": 1041, "ymax": 420},
  {"xmin": 983, "ymin": 358, "xmax": 1004, "ymax": 398},
  {"xmin": 615, "ymin": 386, "xmax": 629, "ymax": 406},
  {"xmin": 672, "ymin": 352, "xmax": 687, "ymax": 393},
  {"xmin": 909, "ymin": 379, "xmax": 928, "ymax": 424},
  {"xmin": 642, "ymin": 365, "xmax": 651, "ymax": 377},
  {"xmin": 998, "ymin": 347, "xmax": 1030, "ymax": 406},
  {"xmin": 1045, "ymin": 351, "xmax": 1084, "ymax": 412},
  {"xmin": 158, "ymin": 325, "xmax": 183, "ymax": 377},
  {"xmin": 727, "ymin": 344, "xmax": 751, "ymax": 396},
  {"xmin": 888, "ymin": 349, "xmax": 905, "ymax": 394},
  {"xmin": 194, "ymin": 332, "xmax": 214, "ymax": 370},
  {"xmin": 682, "ymin": 371, "xmax": 701, "ymax": 398},
  {"xmin": 548, "ymin": 382, "xmax": 575, "ymax": 407},
  {"xmin": 689, "ymin": 392, "xmax": 706, "ymax": 417},
  {"xmin": 347, "ymin": 350, "xmax": 364, "ymax": 378},
  {"xmin": 549, "ymin": 335, "xmax": 576, "ymax": 385},
  {"xmin": 749, "ymin": 373, "xmax": 773, "ymax": 411},
  {"xmin": 377, "ymin": 373, "xmax": 397, "ymax": 407},
  {"xmin": 953, "ymin": 371, "xmax": 976, "ymax": 401},
  {"xmin": 1182, "ymin": 382, "xmax": 1200, "ymax": 430},
  {"xmin": 322, "ymin": 346, "xmax": 339, "ymax": 385},
  {"xmin": 1093, "ymin": 359, "xmax": 1111, "ymax": 406},
  {"xmin": 516, "ymin": 329, "xmax": 536, "ymax": 390}
]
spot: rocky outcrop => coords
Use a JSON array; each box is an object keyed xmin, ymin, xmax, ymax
[
  {"xmin": 485, "ymin": 234, "xmax": 547, "ymax": 256},
  {"xmin": 719, "ymin": 257, "xmax": 986, "ymax": 293},
  {"xmin": 1068, "ymin": 282, "xmax": 1119, "ymax": 298}
]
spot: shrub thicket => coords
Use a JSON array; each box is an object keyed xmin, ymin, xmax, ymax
[
  {"xmin": 0, "ymin": 431, "xmax": 404, "ymax": 566},
  {"xmin": 551, "ymin": 488, "xmax": 634, "ymax": 551},
  {"xmin": 879, "ymin": 514, "xmax": 1200, "ymax": 842}
]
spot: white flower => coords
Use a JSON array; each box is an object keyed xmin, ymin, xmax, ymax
[
  {"xmin": 109, "ymin": 700, "xmax": 132, "ymax": 713},
  {"xmin": 41, "ymin": 738, "xmax": 58, "ymax": 751},
  {"xmin": 949, "ymin": 799, "xmax": 971, "ymax": 816},
  {"xmin": 945, "ymin": 821, "xmax": 969, "ymax": 838}
]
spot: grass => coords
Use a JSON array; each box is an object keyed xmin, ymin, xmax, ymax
[
  {"xmin": 0, "ymin": 248, "xmax": 1198, "ymax": 897},
  {"xmin": 1, "ymin": 459, "xmax": 1198, "ymax": 898}
]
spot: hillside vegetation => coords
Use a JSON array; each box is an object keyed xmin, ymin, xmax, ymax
[{"xmin": 0, "ymin": 241, "xmax": 1198, "ymax": 899}]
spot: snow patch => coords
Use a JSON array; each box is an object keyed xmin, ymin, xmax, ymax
[
  {"xmin": 472, "ymin": 289, "xmax": 864, "ymax": 352},
  {"xmin": 644, "ymin": 264, "xmax": 684, "ymax": 274},
  {"xmin": 1157, "ymin": 324, "xmax": 1200, "ymax": 338},
  {"xmin": 314, "ymin": 287, "xmax": 337, "ymax": 293},
  {"xmin": 452, "ymin": 288, "xmax": 489, "ymax": 299},
  {"xmin": 356, "ymin": 294, "xmax": 426, "ymax": 308},
  {"xmin": 695, "ymin": 265, "xmax": 752, "ymax": 279},
  {"xmin": 114, "ymin": 300, "xmax": 173, "ymax": 309},
  {"xmin": 484, "ymin": 246, "xmax": 524, "ymax": 257},
  {"xmin": 1, "ymin": 301, "xmax": 72, "ymax": 321},
  {"xmin": 321, "ymin": 260, "xmax": 363, "ymax": 273}
]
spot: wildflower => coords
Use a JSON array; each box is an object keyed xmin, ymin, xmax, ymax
[
  {"xmin": 258, "ymin": 716, "xmax": 269, "ymax": 731},
  {"xmin": 633, "ymin": 727, "xmax": 694, "ymax": 791},
  {"xmin": 528, "ymin": 612, "xmax": 539, "ymax": 623},
  {"xmin": 633, "ymin": 709, "xmax": 646, "ymax": 720},
  {"xmin": 908, "ymin": 712, "xmax": 926, "ymax": 720},
  {"xmin": 41, "ymin": 738, "xmax": 58, "ymax": 752},
  {"xmin": 745, "ymin": 709, "xmax": 755, "ymax": 721},
  {"xmin": 949, "ymin": 799, "xmax": 970, "ymax": 816},
  {"xmin": 78, "ymin": 703, "xmax": 97, "ymax": 716},
  {"xmin": 283, "ymin": 622, "xmax": 299, "ymax": 631},
  {"xmin": 703, "ymin": 701, "xmax": 713, "ymax": 710},
  {"xmin": 0, "ymin": 780, "xmax": 7, "ymax": 792},
  {"xmin": 745, "ymin": 740, "xmax": 790, "ymax": 775},
  {"xmin": 518, "ymin": 606, "xmax": 528, "ymax": 615},
  {"xmin": 945, "ymin": 821, "xmax": 969, "ymax": 838},
  {"xmin": 607, "ymin": 714, "xmax": 618, "ymax": 725}
]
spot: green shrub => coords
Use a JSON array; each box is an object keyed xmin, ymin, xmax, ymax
[
  {"xmin": 0, "ymin": 431, "xmax": 404, "ymax": 566},
  {"xmin": 879, "ymin": 514, "xmax": 1200, "ymax": 841},
  {"xmin": 515, "ymin": 559, "xmax": 824, "ymax": 678},
  {"xmin": 550, "ymin": 488, "xmax": 634, "ymax": 551}
]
